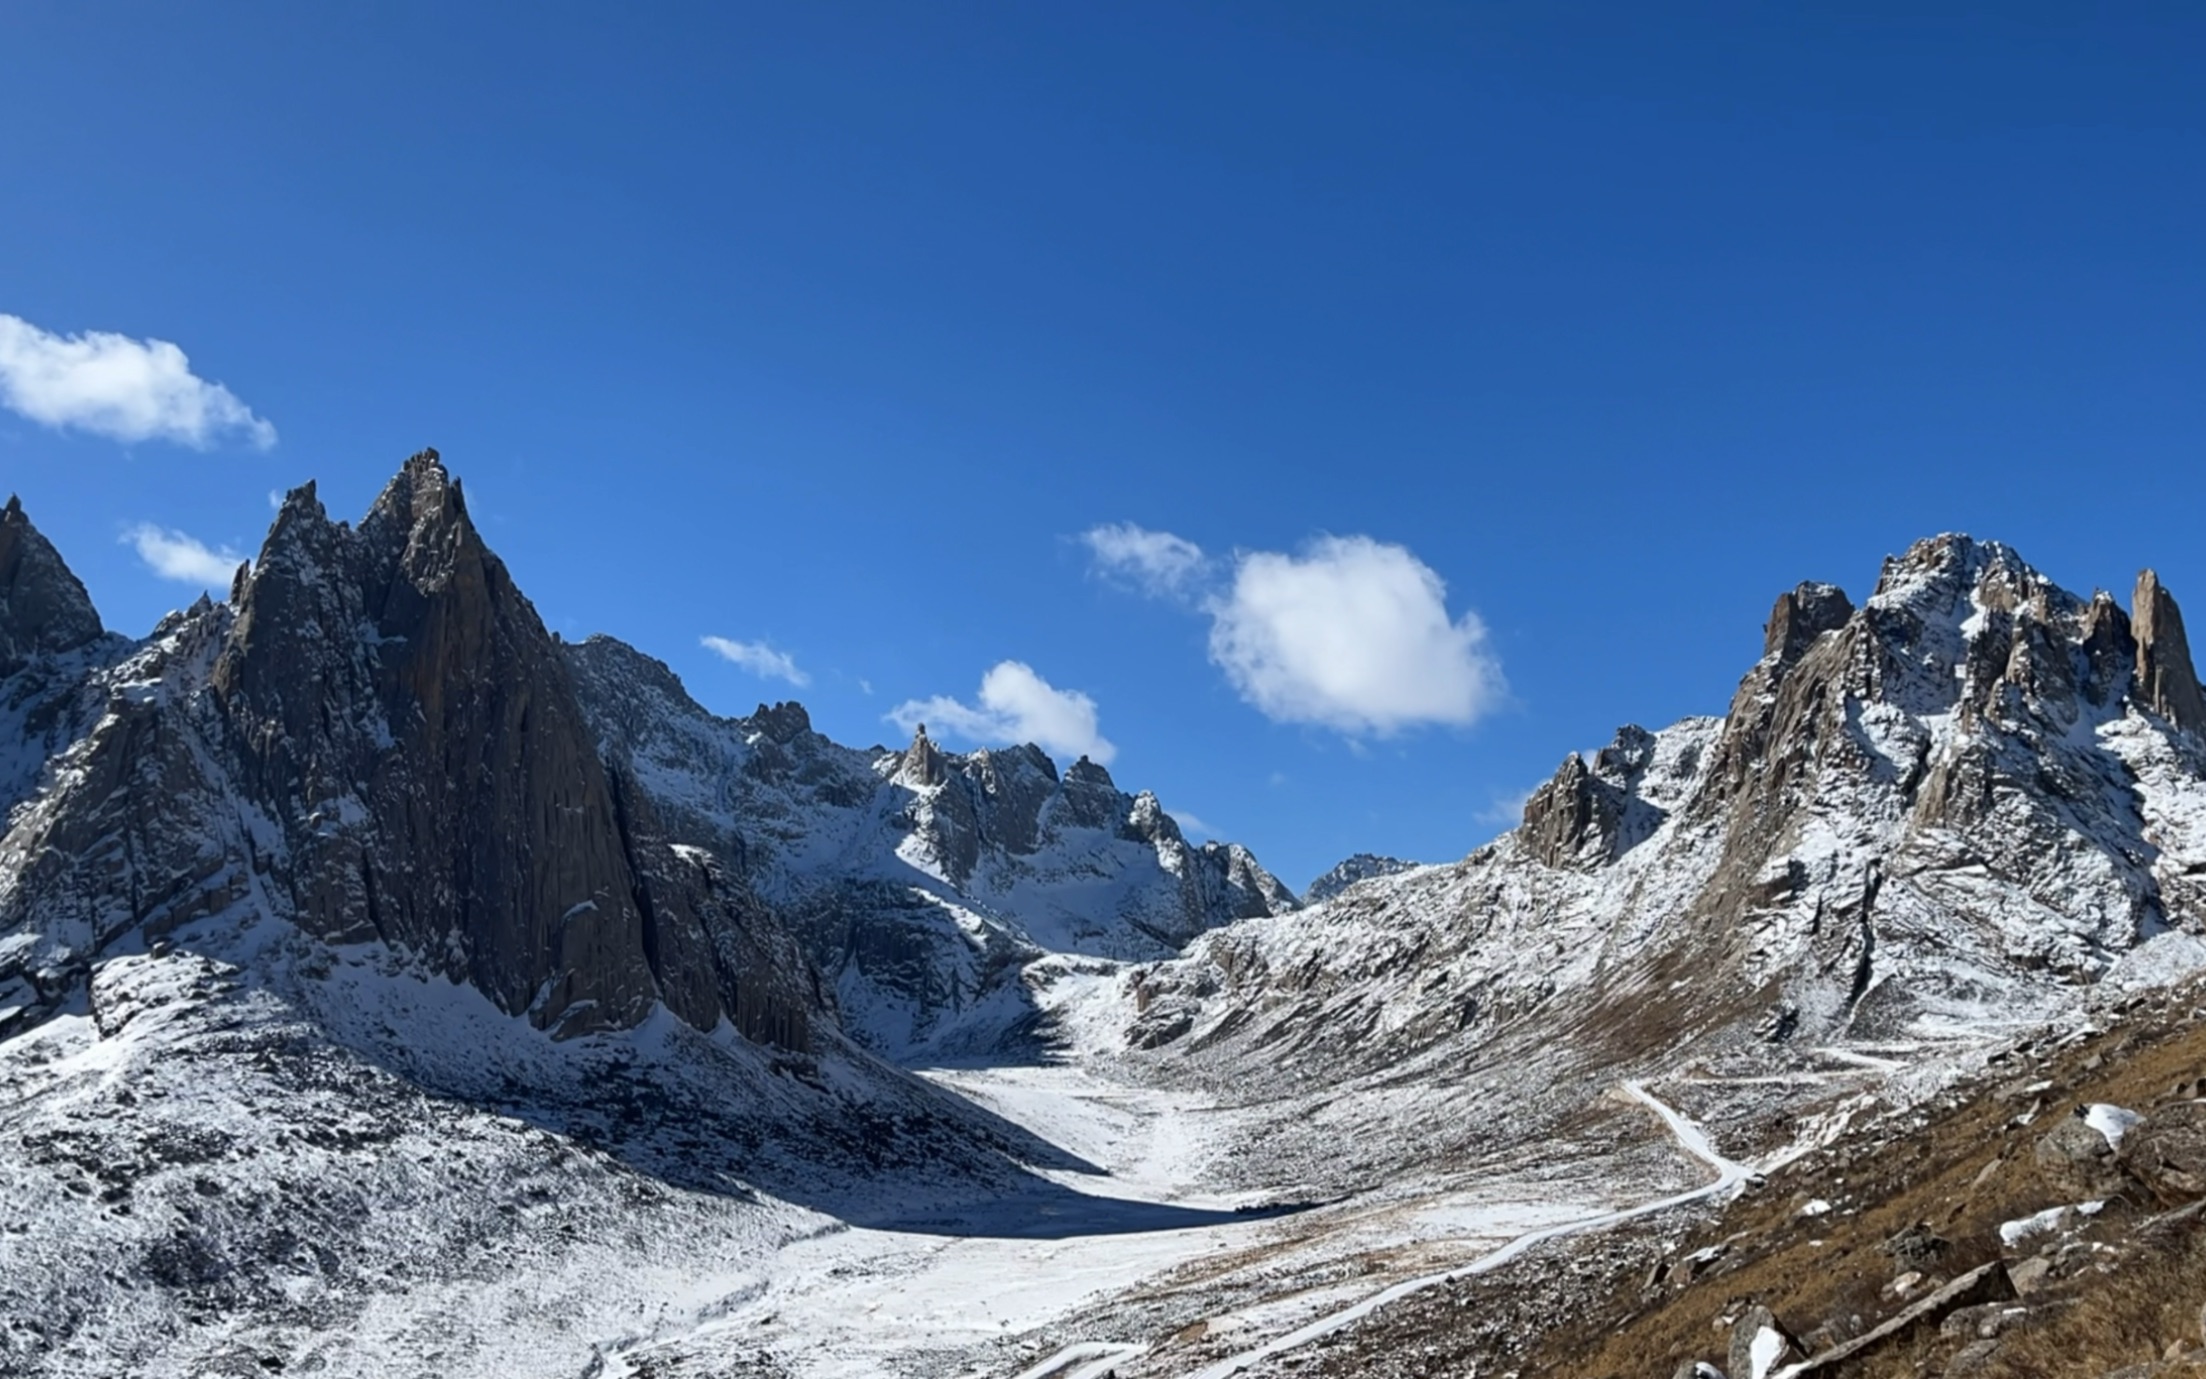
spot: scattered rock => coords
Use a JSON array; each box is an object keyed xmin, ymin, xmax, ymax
[
  {"xmin": 2036, "ymin": 1108, "xmax": 2134, "ymax": 1199},
  {"xmin": 2007, "ymin": 1256, "xmax": 2055, "ymax": 1297},
  {"xmin": 2123, "ymin": 1102, "xmax": 2206, "ymax": 1205},
  {"xmin": 1883, "ymin": 1222, "xmax": 1950, "ymax": 1272},
  {"xmin": 1727, "ymin": 1304, "xmax": 1804, "ymax": 1379}
]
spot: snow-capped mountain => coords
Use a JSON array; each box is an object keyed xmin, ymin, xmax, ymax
[
  {"xmin": 1126, "ymin": 534, "xmax": 2206, "ymax": 1082},
  {"xmin": 1302, "ymin": 852, "xmax": 1420, "ymax": 905},
  {"xmin": 10, "ymin": 452, "xmax": 2206, "ymax": 1379},
  {"xmin": 564, "ymin": 632, "xmax": 1296, "ymax": 1057},
  {"xmin": 0, "ymin": 452, "xmax": 1298, "ymax": 1377}
]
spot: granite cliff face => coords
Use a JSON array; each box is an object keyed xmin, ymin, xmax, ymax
[{"xmin": 0, "ymin": 451, "xmax": 1298, "ymax": 1376}]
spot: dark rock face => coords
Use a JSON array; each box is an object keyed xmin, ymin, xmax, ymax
[
  {"xmin": 1765, "ymin": 581, "xmax": 1855, "ymax": 666},
  {"xmin": 1522, "ymin": 726, "xmax": 1661, "ymax": 869},
  {"xmin": 2133, "ymin": 570, "xmax": 2206, "ymax": 735},
  {"xmin": 0, "ymin": 499, "xmax": 127, "ymax": 820},
  {"xmin": 208, "ymin": 454, "xmax": 812, "ymax": 1042},
  {"xmin": 0, "ymin": 453, "xmax": 816, "ymax": 1048},
  {"xmin": 0, "ymin": 495, "xmax": 105, "ymax": 677}
]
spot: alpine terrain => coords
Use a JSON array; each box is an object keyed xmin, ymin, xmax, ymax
[{"xmin": 8, "ymin": 451, "xmax": 2206, "ymax": 1379}]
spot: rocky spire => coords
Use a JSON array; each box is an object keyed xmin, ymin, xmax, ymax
[
  {"xmin": 0, "ymin": 495, "xmax": 105, "ymax": 678},
  {"xmin": 1763, "ymin": 581, "xmax": 1853, "ymax": 666},
  {"xmin": 206, "ymin": 449, "xmax": 816, "ymax": 1044},
  {"xmin": 895, "ymin": 723, "xmax": 947, "ymax": 788},
  {"xmin": 2133, "ymin": 570, "xmax": 2206, "ymax": 734}
]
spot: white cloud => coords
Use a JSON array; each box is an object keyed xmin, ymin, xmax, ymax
[
  {"xmin": 124, "ymin": 523, "xmax": 246, "ymax": 588},
  {"xmin": 1208, "ymin": 536, "xmax": 1503, "ymax": 734},
  {"xmin": 1169, "ymin": 809, "xmax": 1214, "ymax": 838},
  {"xmin": 0, "ymin": 314, "xmax": 276, "ymax": 449},
  {"xmin": 1086, "ymin": 521, "xmax": 1506, "ymax": 737},
  {"xmin": 1082, "ymin": 522, "xmax": 1210, "ymax": 599},
  {"xmin": 1474, "ymin": 786, "xmax": 1537, "ymax": 827},
  {"xmin": 701, "ymin": 636, "xmax": 809, "ymax": 687},
  {"xmin": 889, "ymin": 660, "xmax": 1116, "ymax": 764}
]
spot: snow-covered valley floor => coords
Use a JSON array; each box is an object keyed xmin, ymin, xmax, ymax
[{"xmin": 597, "ymin": 1050, "xmax": 1807, "ymax": 1379}]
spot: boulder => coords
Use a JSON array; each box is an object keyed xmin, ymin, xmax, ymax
[
  {"xmin": 2122, "ymin": 1101, "xmax": 2206, "ymax": 1205},
  {"xmin": 1883, "ymin": 1222, "xmax": 1950, "ymax": 1273},
  {"xmin": 1728, "ymin": 1304, "xmax": 1805, "ymax": 1379},
  {"xmin": 2036, "ymin": 1107, "xmax": 2133, "ymax": 1199}
]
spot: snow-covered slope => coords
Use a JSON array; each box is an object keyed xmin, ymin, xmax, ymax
[
  {"xmin": 565, "ymin": 633, "xmax": 1295, "ymax": 1057},
  {"xmin": 0, "ymin": 454, "xmax": 1300, "ymax": 1377},
  {"xmin": 10, "ymin": 456, "xmax": 2206, "ymax": 1379},
  {"xmin": 1125, "ymin": 536, "xmax": 2206, "ymax": 1093}
]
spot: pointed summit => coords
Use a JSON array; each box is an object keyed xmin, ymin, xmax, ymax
[
  {"xmin": 0, "ymin": 494, "xmax": 104, "ymax": 677},
  {"xmin": 895, "ymin": 723, "xmax": 947, "ymax": 788},
  {"xmin": 1763, "ymin": 581, "xmax": 1853, "ymax": 665},
  {"xmin": 2133, "ymin": 570, "xmax": 2206, "ymax": 734}
]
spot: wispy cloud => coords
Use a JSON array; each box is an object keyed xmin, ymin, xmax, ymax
[
  {"xmin": 701, "ymin": 635, "xmax": 809, "ymax": 686},
  {"xmin": 124, "ymin": 523, "xmax": 246, "ymax": 588},
  {"xmin": 1168, "ymin": 809, "xmax": 1214, "ymax": 838},
  {"xmin": 1082, "ymin": 525, "xmax": 1506, "ymax": 737},
  {"xmin": 1081, "ymin": 522, "xmax": 1210, "ymax": 600},
  {"xmin": 0, "ymin": 314, "xmax": 275, "ymax": 449},
  {"xmin": 889, "ymin": 661, "xmax": 1116, "ymax": 764},
  {"xmin": 1474, "ymin": 786, "xmax": 1537, "ymax": 827}
]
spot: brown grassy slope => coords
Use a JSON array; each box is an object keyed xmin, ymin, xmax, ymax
[
  {"xmin": 1289, "ymin": 981, "xmax": 2206, "ymax": 1379},
  {"xmin": 1547, "ymin": 982, "xmax": 2206, "ymax": 1378}
]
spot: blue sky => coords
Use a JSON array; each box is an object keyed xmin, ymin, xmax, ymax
[{"xmin": 5, "ymin": 4, "xmax": 2205, "ymax": 888}]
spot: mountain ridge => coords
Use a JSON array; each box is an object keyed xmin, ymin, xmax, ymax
[{"xmin": 8, "ymin": 459, "xmax": 2206, "ymax": 1378}]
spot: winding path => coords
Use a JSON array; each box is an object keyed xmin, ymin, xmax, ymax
[{"xmin": 1015, "ymin": 1080, "xmax": 1757, "ymax": 1379}]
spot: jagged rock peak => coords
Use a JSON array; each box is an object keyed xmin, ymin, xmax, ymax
[
  {"xmin": 1521, "ymin": 724, "xmax": 1670, "ymax": 870},
  {"xmin": 752, "ymin": 700, "xmax": 812, "ymax": 744},
  {"xmin": 1065, "ymin": 755, "xmax": 1115, "ymax": 789},
  {"xmin": 2134, "ymin": 569, "xmax": 2206, "ymax": 734},
  {"xmin": 0, "ymin": 493, "xmax": 105, "ymax": 676},
  {"xmin": 1764, "ymin": 581, "xmax": 1853, "ymax": 664},
  {"xmin": 1305, "ymin": 853, "xmax": 1417, "ymax": 904},
  {"xmin": 896, "ymin": 723, "xmax": 948, "ymax": 787}
]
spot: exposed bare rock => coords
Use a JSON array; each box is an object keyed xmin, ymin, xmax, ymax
[
  {"xmin": 2121, "ymin": 1100, "xmax": 2206, "ymax": 1205},
  {"xmin": 894, "ymin": 724, "xmax": 949, "ymax": 789},
  {"xmin": 0, "ymin": 452, "xmax": 818, "ymax": 1047},
  {"xmin": 1764, "ymin": 580, "xmax": 1854, "ymax": 666},
  {"xmin": 1305, "ymin": 853, "xmax": 1418, "ymax": 904},
  {"xmin": 558, "ymin": 630, "xmax": 1296, "ymax": 1055},
  {"xmin": 1728, "ymin": 1302, "xmax": 1805, "ymax": 1378},
  {"xmin": 2034, "ymin": 1108, "xmax": 2133, "ymax": 1199},
  {"xmin": 2134, "ymin": 570, "xmax": 2206, "ymax": 735},
  {"xmin": 0, "ymin": 495, "xmax": 105, "ymax": 678},
  {"xmin": 1780, "ymin": 1263, "xmax": 2015, "ymax": 1376},
  {"xmin": 1521, "ymin": 725, "xmax": 1661, "ymax": 869}
]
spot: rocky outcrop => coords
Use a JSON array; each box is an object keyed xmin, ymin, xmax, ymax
[
  {"xmin": 0, "ymin": 452, "xmax": 819, "ymax": 1048},
  {"xmin": 1304, "ymin": 853, "xmax": 1418, "ymax": 905},
  {"xmin": 0, "ymin": 495, "xmax": 105, "ymax": 677},
  {"xmin": 2133, "ymin": 570, "xmax": 2206, "ymax": 735},
  {"xmin": 562, "ymin": 634, "xmax": 1297, "ymax": 1054},
  {"xmin": 2120, "ymin": 1101, "xmax": 2206, "ymax": 1204},
  {"xmin": 1522, "ymin": 726, "xmax": 1660, "ymax": 869},
  {"xmin": 1129, "ymin": 532, "xmax": 2206, "ymax": 1077},
  {"xmin": 2034, "ymin": 1107, "xmax": 2132, "ymax": 1199},
  {"xmin": 1764, "ymin": 581, "xmax": 1854, "ymax": 666}
]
